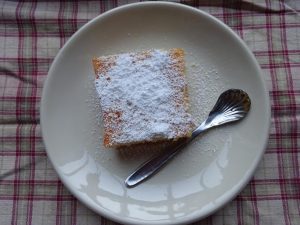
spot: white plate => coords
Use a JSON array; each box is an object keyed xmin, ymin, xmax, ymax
[{"xmin": 41, "ymin": 2, "xmax": 270, "ymax": 225}]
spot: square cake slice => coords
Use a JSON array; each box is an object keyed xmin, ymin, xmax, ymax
[{"xmin": 92, "ymin": 49, "xmax": 195, "ymax": 147}]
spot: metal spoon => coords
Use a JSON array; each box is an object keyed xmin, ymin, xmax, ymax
[{"xmin": 125, "ymin": 89, "xmax": 251, "ymax": 188}]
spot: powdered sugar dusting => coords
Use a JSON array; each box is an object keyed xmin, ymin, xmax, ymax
[{"xmin": 94, "ymin": 49, "xmax": 194, "ymax": 146}]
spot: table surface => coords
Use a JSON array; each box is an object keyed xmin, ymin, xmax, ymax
[{"xmin": 0, "ymin": 1, "xmax": 299, "ymax": 225}]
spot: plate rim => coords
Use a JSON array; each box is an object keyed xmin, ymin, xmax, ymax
[{"xmin": 40, "ymin": 1, "xmax": 271, "ymax": 225}]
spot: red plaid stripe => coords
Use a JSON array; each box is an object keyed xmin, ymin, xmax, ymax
[{"xmin": 0, "ymin": 1, "xmax": 299, "ymax": 224}]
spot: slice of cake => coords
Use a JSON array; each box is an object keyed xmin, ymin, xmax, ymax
[{"xmin": 92, "ymin": 48, "xmax": 195, "ymax": 147}]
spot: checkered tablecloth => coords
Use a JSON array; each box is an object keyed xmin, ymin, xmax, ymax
[{"xmin": 0, "ymin": 0, "xmax": 299, "ymax": 224}]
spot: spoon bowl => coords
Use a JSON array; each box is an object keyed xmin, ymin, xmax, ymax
[{"xmin": 192, "ymin": 89, "xmax": 251, "ymax": 137}]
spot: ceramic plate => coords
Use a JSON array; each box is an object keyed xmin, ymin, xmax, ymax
[{"xmin": 41, "ymin": 2, "xmax": 270, "ymax": 225}]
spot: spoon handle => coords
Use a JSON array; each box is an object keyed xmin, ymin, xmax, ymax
[
  {"xmin": 125, "ymin": 123, "xmax": 208, "ymax": 188},
  {"xmin": 125, "ymin": 138, "xmax": 191, "ymax": 187}
]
